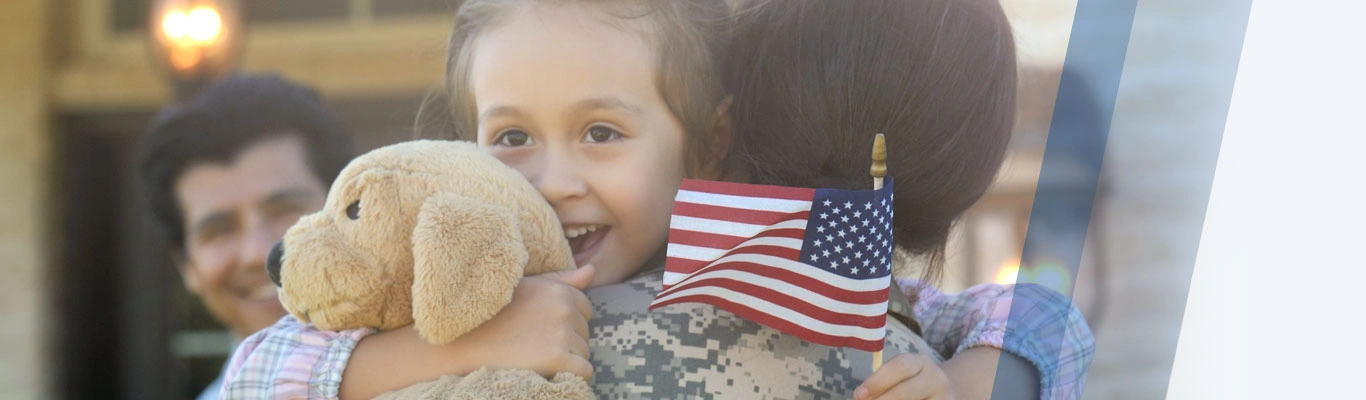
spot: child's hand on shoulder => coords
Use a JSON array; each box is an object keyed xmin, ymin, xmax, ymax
[{"xmin": 854, "ymin": 353, "xmax": 954, "ymax": 400}]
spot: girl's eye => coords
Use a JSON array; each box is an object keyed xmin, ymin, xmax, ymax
[
  {"xmin": 584, "ymin": 125, "xmax": 623, "ymax": 144},
  {"xmin": 494, "ymin": 129, "xmax": 534, "ymax": 147}
]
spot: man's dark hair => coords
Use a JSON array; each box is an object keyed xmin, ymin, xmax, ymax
[{"xmin": 139, "ymin": 73, "xmax": 356, "ymax": 252}]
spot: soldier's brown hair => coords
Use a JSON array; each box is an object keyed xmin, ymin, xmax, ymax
[{"xmin": 722, "ymin": 0, "xmax": 1018, "ymax": 285}]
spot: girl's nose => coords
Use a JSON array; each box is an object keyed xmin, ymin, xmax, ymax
[{"xmin": 532, "ymin": 152, "xmax": 589, "ymax": 204}]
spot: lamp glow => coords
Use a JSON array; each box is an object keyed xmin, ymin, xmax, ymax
[
  {"xmin": 169, "ymin": 46, "xmax": 201, "ymax": 70},
  {"xmin": 186, "ymin": 7, "xmax": 222, "ymax": 42},
  {"xmin": 148, "ymin": 0, "xmax": 241, "ymax": 98},
  {"xmin": 161, "ymin": 11, "xmax": 189, "ymax": 40}
]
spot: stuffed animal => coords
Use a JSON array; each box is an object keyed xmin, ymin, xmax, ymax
[{"xmin": 265, "ymin": 140, "xmax": 594, "ymax": 400}]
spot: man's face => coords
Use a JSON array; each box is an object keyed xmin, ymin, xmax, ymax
[{"xmin": 174, "ymin": 135, "xmax": 327, "ymax": 338}]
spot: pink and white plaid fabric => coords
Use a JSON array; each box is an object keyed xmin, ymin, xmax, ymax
[
  {"xmin": 903, "ymin": 279, "xmax": 1095, "ymax": 400},
  {"xmin": 220, "ymin": 316, "xmax": 375, "ymax": 399}
]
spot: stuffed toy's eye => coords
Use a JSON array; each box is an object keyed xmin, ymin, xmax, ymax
[{"xmin": 346, "ymin": 200, "xmax": 361, "ymax": 220}]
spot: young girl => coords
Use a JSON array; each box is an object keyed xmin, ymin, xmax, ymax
[{"xmin": 220, "ymin": 0, "xmax": 1092, "ymax": 398}]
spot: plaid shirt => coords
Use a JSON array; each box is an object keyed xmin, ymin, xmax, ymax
[
  {"xmin": 221, "ymin": 279, "xmax": 1093, "ymax": 399},
  {"xmin": 902, "ymin": 280, "xmax": 1095, "ymax": 400},
  {"xmin": 220, "ymin": 319, "xmax": 374, "ymax": 399}
]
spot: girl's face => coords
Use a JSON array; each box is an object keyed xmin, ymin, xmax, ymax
[{"xmin": 470, "ymin": 5, "xmax": 689, "ymax": 287}]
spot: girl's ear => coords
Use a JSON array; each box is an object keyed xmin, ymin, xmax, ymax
[{"xmin": 691, "ymin": 95, "xmax": 735, "ymax": 181}]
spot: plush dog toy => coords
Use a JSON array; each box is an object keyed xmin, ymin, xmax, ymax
[{"xmin": 265, "ymin": 140, "xmax": 593, "ymax": 399}]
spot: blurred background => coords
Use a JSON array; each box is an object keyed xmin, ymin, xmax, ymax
[{"xmin": 0, "ymin": 0, "xmax": 1230, "ymax": 398}]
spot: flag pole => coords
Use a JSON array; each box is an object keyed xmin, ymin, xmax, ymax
[{"xmin": 870, "ymin": 133, "xmax": 887, "ymax": 371}]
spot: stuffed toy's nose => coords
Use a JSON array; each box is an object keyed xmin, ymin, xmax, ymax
[{"xmin": 267, "ymin": 241, "xmax": 285, "ymax": 287}]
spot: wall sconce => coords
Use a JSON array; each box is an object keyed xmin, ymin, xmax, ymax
[{"xmin": 147, "ymin": 0, "xmax": 243, "ymax": 100}]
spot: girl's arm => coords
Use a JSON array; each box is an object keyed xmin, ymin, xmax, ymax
[
  {"xmin": 222, "ymin": 317, "xmax": 503, "ymax": 400},
  {"xmin": 340, "ymin": 269, "xmax": 595, "ymax": 399},
  {"xmin": 220, "ymin": 267, "xmax": 596, "ymax": 400},
  {"xmin": 219, "ymin": 316, "xmax": 375, "ymax": 399},
  {"xmin": 941, "ymin": 347, "xmax": 1040, "ymax": 400},
  {"xmin": 899, "ymin": 279, "xmax": 1096, "ymax": 400}
]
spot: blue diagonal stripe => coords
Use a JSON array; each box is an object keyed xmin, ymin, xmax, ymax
[{"xmin": 993, "ymin": 0, "xmax": 1254, "ymax": 398}]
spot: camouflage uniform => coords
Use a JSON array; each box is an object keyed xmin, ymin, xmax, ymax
[{"xmin": 588, "ymin": 268, "xmax": 937, "ymax": 400}]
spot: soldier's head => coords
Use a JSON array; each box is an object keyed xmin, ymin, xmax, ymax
[{"xmin": 720, "ymin": 0, "xmax": 1018, "ymax": 282}]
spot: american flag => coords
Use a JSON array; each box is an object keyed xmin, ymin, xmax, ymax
[{"xmin": 649, "ymin": 178, "xmax": 896, "ymax": 351}]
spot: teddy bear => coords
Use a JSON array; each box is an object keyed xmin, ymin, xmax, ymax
[{"xmin": 264, "ymin": 140, "xmax": 594, "ymax": 400}]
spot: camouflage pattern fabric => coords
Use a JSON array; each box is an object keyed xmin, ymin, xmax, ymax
[{"xmin": 586, "ymin": 268, "xmax": 940, "ymax": 400}]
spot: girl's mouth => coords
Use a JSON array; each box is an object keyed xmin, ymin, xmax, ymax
[{"xmin": 565, "ymin": 224, "xmax": 609, "ymax": 266}]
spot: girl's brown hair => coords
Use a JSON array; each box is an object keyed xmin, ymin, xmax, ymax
[
  {"xmin": 437, "ymin": 0, "xmax": 732, "ymax": 172},
  {"xmin": 723, "ymin": 0, "xmax": 1019, "ymax": 285}
]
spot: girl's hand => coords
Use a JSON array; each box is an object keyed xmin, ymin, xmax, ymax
[
  {"xmin": 854, "ymin": 353, "xmax": 954, "ymax": 400},
  {"xmin": 340, "ymin": 265, "xmax": 595, "ymax": 400},
  {"xmin": 459, "ymin": 264, "xmax": 596, "ymax": 378}
]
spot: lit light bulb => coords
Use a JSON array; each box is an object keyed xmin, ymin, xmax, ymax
[
  {"xmin": 149, "ymin": 0, "xmax": 241, "ymax": 92},
  {"xmin": 187, "ymin": 6, "xmax": 222, "ymax": 43},
  {"xmin": 161, "ymin": 11, "xmax": 189, "ymax": 40}
]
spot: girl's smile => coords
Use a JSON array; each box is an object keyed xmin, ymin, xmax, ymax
[{"xmin": 562, "ymin": 223, "xmax": 610, "ymax": 266}]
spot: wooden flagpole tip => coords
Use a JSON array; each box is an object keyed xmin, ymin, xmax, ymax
[{"xmin": 871, "ymin": 133, "xmax": 887, "ymax": 178}]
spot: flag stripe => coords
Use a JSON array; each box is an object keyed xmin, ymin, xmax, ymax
[
  {"xmin": 659, "ymin": 267, "xmax": 889, "ymax": 311},
  {"xmin": 673, "ymin": 190, "xmax": 810, "ymax": 213},
  {"xmin": 650, "ymin": 289, "xmax": 884, "ymax": 351},
  {"xmin": 654, "ymin": 278, "xmax": 885, "ymax": 327},
  {"xmin": 672, "ymin": 202, "xmax": 811, "ymax": 226},
  {"xmin": 650, "ymin": 285, "xmax": 886, "ymax": 340},
  {"xmin": 662, "ymin": 253, "xmax": 889, "ymax": 290},
  {"xmin": 667, "ymin": 236, "xmax": 802, "ymax": 262},
  {"xmin": 667, "ymin": 229, "xmax": 806, "ymax": 254},
  {"xmin": 666, "ymin": 241, "xmax": 803, "ymax": 278},
  {"xmin": 665, "ymin": 245, "xmax": 803, "ymax": 275},
  {"xmin": 669, "ymin": 216, "xmax": 808, "ymax": 240},
  {"xmin": 667, "ymin": 240, "xmax": 802, "ymax": 262},
  {"xmin": 679, "ymin": 180, "xmax": 816, "ymax": 203}
]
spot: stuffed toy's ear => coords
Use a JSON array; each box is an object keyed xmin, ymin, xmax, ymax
[{"xmin": 410, "ymin": 193, "xmax": 528, "ymax": 345}]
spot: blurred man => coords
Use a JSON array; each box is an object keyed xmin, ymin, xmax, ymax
[{"xmin": 138, "ymin": 73, "xmax": 355, "ymax": 399}]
